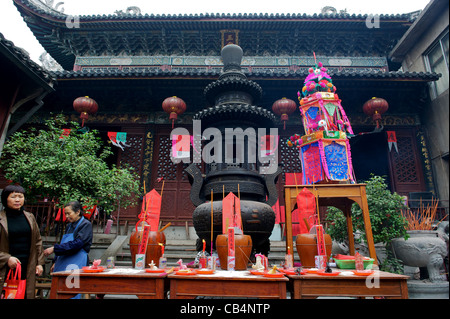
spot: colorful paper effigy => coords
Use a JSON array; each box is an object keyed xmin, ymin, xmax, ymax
[{"xmin": 288, "ymin": 61, "xmax": 355, "ymax": 184}]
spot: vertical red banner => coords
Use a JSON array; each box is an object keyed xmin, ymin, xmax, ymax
[
  {"xmin": 138, "ymin": 225, "xmax": 151, "ymax": 255},
  {"xmin": 222, "ymin": 193, "xmax": 242, "ymax": 234},
  {"xmin": 139, "ymin": 189, "xmax": 162, "ymax": 231},
  {"xmin": 227, "ymin": 227, "xmax": 235, "ymax": 271}
]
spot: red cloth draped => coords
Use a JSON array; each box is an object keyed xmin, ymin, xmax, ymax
[
  {"xmin": 138, "ymin": 189, "xmax": 162, "ymax": 231},
  {"xmin": 296, "ymin": 187, "xmax": 317, "ymax": 234},
  {"xmin": 222, "ymin": 192, "xmax": 242, "ymax": 234}
]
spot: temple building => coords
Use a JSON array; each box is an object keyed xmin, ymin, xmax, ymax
[{"xmin": 2, "ymin": 0, "xmax": 447, "ymax": 227}]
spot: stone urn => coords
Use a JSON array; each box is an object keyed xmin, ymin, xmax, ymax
[{"xmin": 391, "ymin": 230, "xmax": 447, "ymax": 282}]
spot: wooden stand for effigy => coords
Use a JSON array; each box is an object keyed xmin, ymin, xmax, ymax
[{"xmin": 284, "ymin": 183, "xmax": 377, "ymax": 265}]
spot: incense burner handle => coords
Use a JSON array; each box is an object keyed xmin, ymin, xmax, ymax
[
  {"xmin": 263, "ymin": 166, "xmax": 282, "ymax": 207},
  {"xmin": 185, "ymin": 163, "xmax": 205, "ymax": 206}
]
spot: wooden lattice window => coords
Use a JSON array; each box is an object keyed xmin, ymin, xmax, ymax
[
  {"xmin": 388, "ymin": 129, "xmax": 426, "ymax": 196},
  {"xmin": 156, "ymin": 135, "xmax": 178, "ymax": 180},
  {"xmin": 279, "ymin": 137, "xmax": 302, "ymax": 183},
  {"xmin": 391, "ymin": 137, "xmax": 419, "ymax": 183},
  {"xmin": 119, "ymin": 134, "xmax": 144, "ymax": 176}
]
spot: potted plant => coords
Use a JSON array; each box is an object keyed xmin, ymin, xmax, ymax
[
  {"xmin": 326, "ymin": 175, "xmax": 409, "ymax": 273},
  {"xmin": 0, "ymin": 114, "xmax": 141, "ymax": 220}
]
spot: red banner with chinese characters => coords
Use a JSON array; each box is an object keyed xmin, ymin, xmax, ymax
[
  {"xmin": 138, "ymin": 189, "xmax": 162, "ymax": 231},
  {"xmin": 222, "ymin": 192, "xmax": 242, "ymax": 234},
  {"xmin": 386, "ymin": 131, "xmax": 398, "ymax": 153}
]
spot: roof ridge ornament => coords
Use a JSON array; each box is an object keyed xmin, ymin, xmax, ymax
[
  {"xmin": 321, "ymin": 6, "xmax": 337, "ymax": 14},
  {"xmin": 39, "ymin": 52, "xmax": 64, "ymax": 72},
  {"xmin": 32, "ymin": 0, "xmax": 65, "ymax": 13},
  {"xmin": 320, "ymin": 6, "xmax": 348, "ymax": 15},
  {"xmin": 115, "ymin": 6, "xmax": 142, "ymax": 16}
]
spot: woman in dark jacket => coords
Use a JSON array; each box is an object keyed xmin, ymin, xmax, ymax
[
  {"xmin": 44, "ymin": 201, "xmax": 93, "ymax": 272},
  {"xmin": 0, "ymin": 185, "xmax": 44, "ymax": 299}
]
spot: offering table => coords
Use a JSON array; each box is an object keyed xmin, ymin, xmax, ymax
[
  {"xmin": 284, "ymin": 184, "xmax": 377, "ymax": 264},
  {"xmin": 168, "ymin": 270, "xmax": 288, "ymax": 299},
  {"xmin": 49, "ymin": 267, "xmax": 167, "ymax": 299},
  {"xmin": 287, "ymin": 270, "xmax": 409, "ymax": 299}
]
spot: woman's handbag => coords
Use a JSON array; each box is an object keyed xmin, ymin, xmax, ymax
[{"xmin": 1, "ymin": 263, "xmax": 26, "ymax": 299}]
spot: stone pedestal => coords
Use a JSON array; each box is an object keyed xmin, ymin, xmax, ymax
[{"xmin": 407, "ymin": 280, "xmax": 449, "ymax": 299}]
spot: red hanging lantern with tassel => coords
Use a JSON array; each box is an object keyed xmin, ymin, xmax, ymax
[
  {"xmin": 272, "ymin": 97, "xmax": 296, "ymax": 130},
  {"xmin": 362, "ymin": 97, "xmax": 389, "ymax": 128},
  {"xmin": 73, "ymin": 96, "xmax": 98, "ymax": 127},
  {"xmin": 162, "ymin": 96, "xmax": 187, "ymax": 128}
]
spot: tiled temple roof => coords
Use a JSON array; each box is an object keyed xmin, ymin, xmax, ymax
[
  {"xmin": 14, "ymin": 0, "xmax": 419, "ymax": 70},
  {"xmin": 15, "ymin": 1, "xmax": 418, "ymax": 22},
  {"xmin": 53, "ymin": 68, "xmax": 440, "ymax": 82},
  {"xmin": 0, "ymin": 32, "xmax": 56, "ymax": 88}
]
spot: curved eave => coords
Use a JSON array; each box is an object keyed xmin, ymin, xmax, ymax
[
  {"xmin": 15, "ymin": 1, "xmax": 416, "ymax": 31},
  {"xmin": 0, "ymin": 32, "xmax": 56, "ymax": 91},
  {"xmin": 14, "ymin": 1, "xmax": 75, "ymax": 69},
  {"xmin": 14, "ymin": 1, "xmax": 416, "ymax": 24},
  {"xmin": 52, "ymin": 69, "xmax": 440, "ymax": 83}
]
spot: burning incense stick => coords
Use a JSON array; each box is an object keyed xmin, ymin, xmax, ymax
[
  {"xmin": 158, "ymin": 222, "xmax": 171, "ymax": 232},
  {"xmin": 293, "ymin": 172, "xmax": 299, "ymax": 194},
  {"xmin": 160, "ymin": 180, "xmax": 165, "ymax": 198},
  {"xmin": 237, "ymin": 184, "xmax": 243, "ymax": 230},
  {"xmin": 211, "ymin": 189, "xmax": 214, "ymax": 255},
  {"xmin": 312, "ymin": 176, "xmax": 320, "ymax": 225}
]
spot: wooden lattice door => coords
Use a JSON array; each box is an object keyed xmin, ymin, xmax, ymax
[
  {"xmin": 277, "ymin": 130, "xmax": 303, "ymax": 204},
  {"xmin": 116, "ymin": 129, "xmax": 145, "ymax": 220},
  {"xmin": 150, "ymin": 128, "xmax": 196, "ymax": 224},
  {"xmin": 388, "ymin": 128, "xmax": 426, "ymax": 196}
]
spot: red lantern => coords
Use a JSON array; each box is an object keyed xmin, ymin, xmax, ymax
[
  {"xmin": 272, "ymin": 97, "xmax": 297, "ymax": 130},
  {"xmin": 73, "ymin": 96, "xmax": 98, "ymax": 127},
  {"xmin": 162, "ymin": 96, "xmax": 187, "ymax": 128},
  {"xmin": 363, "ymin": 97, "xmax": 389, "ymax": 128}
]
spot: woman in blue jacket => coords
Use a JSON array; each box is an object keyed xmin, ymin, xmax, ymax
[{"xmin": 44, "ymin": 201, "xmax": 93, "ymax": 272}]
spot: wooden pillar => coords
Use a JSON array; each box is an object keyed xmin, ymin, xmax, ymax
[
  {"xmin": 359, "ymin": 185, "xmax": 377, "ymax": 263},
  {"xmin": 0, "ymin": 84, "xmax": 20, "ymax": 155},
  {"xmin": 284, "ymin": 187, "xmax": 294, "ymax": 265}
]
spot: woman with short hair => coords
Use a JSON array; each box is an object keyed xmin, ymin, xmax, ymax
[
  {"xmin": 0, "ymin": 184, "xmax": 44, "ymax": 299},
  {"xmin": 44, "ymin": 200, "xmax": 93, "ymax": 272}
]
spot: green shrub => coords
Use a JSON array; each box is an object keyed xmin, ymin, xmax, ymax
[{"xmin": 1, "ymin": 114, "xmax": 141, "ymax": 214}]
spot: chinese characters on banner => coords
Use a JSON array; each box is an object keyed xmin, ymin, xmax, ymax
[{"xmin": 386, "ymin": 131, "xmax": 398, "ymax": 153}]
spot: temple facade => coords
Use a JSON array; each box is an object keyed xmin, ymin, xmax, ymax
[{"xmin": 3, "ymin": 0, "xmax": 446, "ymax": 224}]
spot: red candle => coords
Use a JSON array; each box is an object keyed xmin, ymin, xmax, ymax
[{"xmin": 202, "ymin": 239, "xmax": 206, "ymax": 253}]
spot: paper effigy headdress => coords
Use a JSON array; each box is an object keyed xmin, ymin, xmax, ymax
[{"xmin": 301, "ymin": 62, "xmax": 336, "ymax": 97}]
